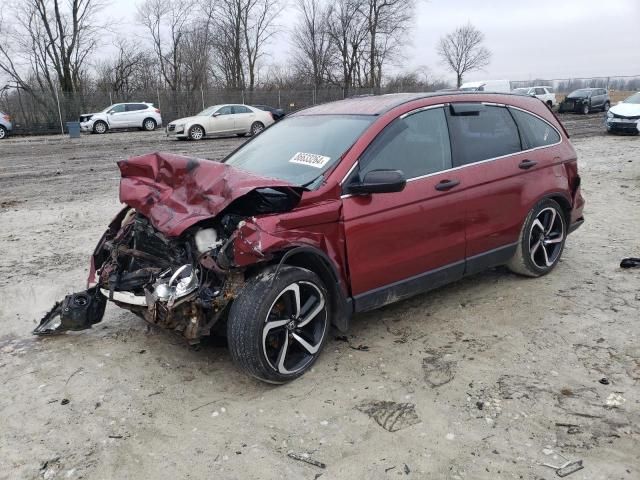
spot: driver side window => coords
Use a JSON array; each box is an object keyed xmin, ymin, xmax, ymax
[
  {"xmin": 357, "ymin": 107, "xmax": 452, "ymax": 180},
  {"xmin": 109, "ymin": 104, "xmax": 125, "ymax": 113},
  {"xmin": 216, "ymin": 106, "xmax": 233, "ymax": 115}
]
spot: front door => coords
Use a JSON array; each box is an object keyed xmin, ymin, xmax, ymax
[
  {"xmin": 208, "ymin": 105, "xmax": 235, "ymax": 134},
  {"xmin": 342, "ymin": 106, "xmax": 467, "ymax": 311},
  {"xmin": 107, "ymin": 104, "xmax": 127, "ymax": 127}
]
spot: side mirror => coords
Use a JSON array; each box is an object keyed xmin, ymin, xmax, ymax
[
  {"xmin": 107, "ymin": 110, "xmax": 114, "ymax": 115},
  {"xmin": 211, "ymin": 112, "xmax": 220, "ymax": 117},
  {"xmin": 529, "ymin": 92, "xmax": 536, "ymax": 97},
  {"xmin": 348, "ymin": 169, "xmax": 406, "ymax": 195}
]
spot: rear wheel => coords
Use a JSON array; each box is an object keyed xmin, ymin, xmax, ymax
[
  {"xmin": 603, "ymin": 101, "xmax": 610, "ymax": 112},
  {"xmin": 227, "ymin": 266, "xmax": 330, "ymax": 383},
  {"xmin": 93, "ymin": 121, "xmax": 108, "ymax": 134},
  {"xmin": 250, "ymin": 121, "xmax": 265, "ymax": 136},
  {"xmin": 0, "ymin": 126, "xmax": 6, "ymax": 139},
  {"xmin": 188, "ymin": 125, "xmax": 204, "ymax": 140},
  {"xmin": 582, "ymin": 104, "xmax": 590, "ymax": 115},
  {"xmin": 143, "ymin": 118, "xmax": 157, "ymax": 131},
  {"xmin": 546, "ymin": 100, "xmax": 553, "ymax": 109},
  {"xmin": 507, "ymin": 199, "xmax": 567, "ymax": 277}
]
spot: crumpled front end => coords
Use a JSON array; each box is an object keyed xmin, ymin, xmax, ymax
[{"xmin": 34, "ymin": 152, "xmax": 347, "ymax": 341}]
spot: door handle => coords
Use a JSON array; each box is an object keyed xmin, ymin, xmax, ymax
[
  {"xmin": 435, "ymin": 179, "xmax": 460, "ymax": 191},
  {"xmin": 519, "ymin": 159, "xmax": 537, "ymax": 170}
]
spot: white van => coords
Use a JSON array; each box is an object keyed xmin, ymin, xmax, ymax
[{"xmin": 459, "ymin": 80, "xmax": 511, "ymax": 93}]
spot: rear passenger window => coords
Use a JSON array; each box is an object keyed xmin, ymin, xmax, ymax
[
  {"xmin": 509, "ymin": 108, "xmax": 560, "ymax": 149},
  {"xmin": 125, "ymin": 104, "xmax": 146, "ymax": 112},
  {"xmin": 359, "ymin": 108, "xmax": 452, "ymax": 179},
  {"xmin": 447, "ymin": 105, "xmax": 521, "ymax": 166}
]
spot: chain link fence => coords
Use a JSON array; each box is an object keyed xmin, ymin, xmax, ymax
[{"xmin": 1, "ymin": 76, "xmax": 638, "ymax": 136}]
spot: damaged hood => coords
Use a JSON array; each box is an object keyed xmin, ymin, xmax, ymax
[{"xmin": 118, "ymin": 152, "xmax": 304, "ymax": 237}]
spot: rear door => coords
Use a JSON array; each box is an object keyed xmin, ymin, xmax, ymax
[
  {"xmin": 232, "ymin": 105, "xmax": 256, "ymax": 132},
  {"xmin": 124, "ymin": 103, "xmax": 147, "ymax": 127},
  {"xmin": 342, "ymin": 106, "xmax": 467, "ymax": 310},
  {"xmin": 446, "ymin": 103, "xmax": 562, "ymax": 273}
]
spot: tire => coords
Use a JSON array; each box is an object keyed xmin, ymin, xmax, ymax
[
  {"xmin": 0, "ymin": 126, "xmax": 6, "ymax": 140},
  {"xmin": 546, "ymin": 100, "xmax": 553, "ymax": 109},
  {"xmin": 188, "ymin": 125, "xmax": 205, "ymax": 140},
  {"xmin": 142, "ymin": 118, "xmax": 156, "ymax": 131},
  {"xmin": 250, "ymin": 121, "xmax": 265, "ymax": 136},
  {"xmin": 603, "ymin": 101, "xmax": 610, "ymax": 112},
  {"xmin": 507, "ymin": 199, "xmax": 567, "ymax": 277},
  {"xmin": 582, "ymin": 104, "xmax": 590, "ymax": 115},
  {"xmin": 93, "ymin": 121, "xmax": 108, "ymax": 134},
  {"xmin": 227, "ymin": 266, "xmax": 330, "ymax": 383}
]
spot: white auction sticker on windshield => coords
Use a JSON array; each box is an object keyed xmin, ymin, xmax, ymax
[{"xmin": 289, "ymin": 152, "xmax": 331, "ymax": 168}]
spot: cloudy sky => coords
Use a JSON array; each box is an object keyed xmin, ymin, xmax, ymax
[{"xmin": 109, "ymin": 0, "xmax": 640, "ymax": 83}]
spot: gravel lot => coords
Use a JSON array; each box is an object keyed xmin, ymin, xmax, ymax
[{"xmin": 0, "ymin": 123, "xmax": 639, "ymax": 480}]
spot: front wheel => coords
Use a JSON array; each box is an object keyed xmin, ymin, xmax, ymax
[
  {"xmin": 582, "ymin": 104, "xmax": 590, "ymax": 115},
  {"xmin": 507, "ymin": 199, "xmax": 567, "ymax": 277},
  {"xmin": 227, "ymin": 266, "xmax": 330, "ymax": 383},
  {"xmin": 603, "ymin": 101, "xmax": 610, "ymax": 112},
  {"xmin": 93, "ymin": 121, "xmax": 108, "ymax": 134},
  {"xmin": 188, "ymin": 125, "xmax": 204, "ymax": 140},
  {"xmin": 0, "ymin": 126, "xmax": 6, "ymax": 139}
]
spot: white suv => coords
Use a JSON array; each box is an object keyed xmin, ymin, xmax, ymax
[
  {"xmin": 80, "ymin": 103, "xmax": 162, "ymax": 134},
  {"xmin": 513, "ymin": 86, "xmax": 557, "ymax": 109}
]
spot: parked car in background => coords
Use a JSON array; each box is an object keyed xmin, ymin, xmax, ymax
[
  {"xmin": 0, "ymin": 111, "xmax": 13, "ymax": 139},
  {"xmin": 459, "ymin": 80, "xmax": 511, "ymax": 93},
  {"xmin": 80, "ymin": 103, "xmax": 162, "ymax": 134},
  {"xmin": 36, "ymin": 92, "xmax": 584, "ymax": 383},
  {"xmin": 606, "ymin": 91, "xmax": 640, "ymax": 134},
  {"xmin": 513, "ymin": 86, "xmax": 557, "ymax": 109},
  {"xmin": 166, "ymin": 104, "xmax": 274, "ymax": 140},
  {"xmin": 558, "ymin": 88, "xmax": 610, "ymax": 114},
  {"xmin": 252, "ymin": 104, "xmax": 286, "ymax": 121}
]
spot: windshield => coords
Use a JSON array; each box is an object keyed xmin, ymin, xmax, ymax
[
  {"xmin": 568, "ymin": 89, "xmax": 592, "ymax": 98},
  {"xmin": 224, "ymin": 115, "xmax": 374, "ymax": 187},
  {"xmin": 101, "ymin": 105, "xmax": 116, "ymax": 112},
  {"xmin": 197, "ymin": 106, "xmax": 221, "ymax": 116},
  {"xmin": 623, "ymin": 92, "xmax": 640, "ymax": 104}
]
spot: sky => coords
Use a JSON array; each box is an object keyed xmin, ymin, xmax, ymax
[{"xmin": 106, "ymin": 0, "xmax": 640, "ymax": 84}]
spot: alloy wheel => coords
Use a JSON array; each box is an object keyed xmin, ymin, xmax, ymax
[
  {"xmin": 144, "ymin": 119, "xmax": 155, "ymax": 131},
  {"xmin": 262, "ymin": 281, "xmax": 327, "ymax": 375},
  {"xmin": 529, "ymin": 207, "xmax": 565, "ymax": 269},
  {"xmin": 190, "ymin": 126, "xmax": 204, "ymax": 140},
  {"xmin": 94, "ymin": 122, "xmax": 107, "ymax": 134},
  {"xmin": 0, "ymin": 127, "xmax": 5, "ymax": 139},
  {"xmin": 251, "ymin": 122, "xmax": 264, "ymax": 135}
]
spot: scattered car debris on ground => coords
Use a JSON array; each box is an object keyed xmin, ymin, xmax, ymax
[{"xmin": 287, "ymin": 452, "xmax": 326, "ymax": 469}]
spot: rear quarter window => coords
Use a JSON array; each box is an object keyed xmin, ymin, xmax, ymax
[
  {"xmin": 447, "ymin": 105, "xmax": 521, "ymax": 166},
  {"xmin": 509, "ymin": 108, "xmax": 560, "ymax": 149}
]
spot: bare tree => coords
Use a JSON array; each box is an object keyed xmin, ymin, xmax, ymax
[
  {"xmin": 242, "ymin": 0, "xmax": 280, "ymax": 92},
  {"xmin": 327, "ymin": 0, "xmax": 368, "ymax": 96},
  {"xmin": 290, "ymin": 0, "xmax": 332, "ymax": 89},
  {"xmin": 0, "ymin": 0, "xmax": 103, "ymax": 95},
  {"xmin": 137, "ymin": 0, "xmax": 194, "ymax": 92},
  {"xmin": 361, "ymin": 0, "xmax": 414, "ymax": 90},
  {"xmin": 437, "ymin": 23, "xmax": 491, "ymax": 88}
]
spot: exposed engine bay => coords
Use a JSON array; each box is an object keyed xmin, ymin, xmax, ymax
[{"xmin": 33, "ymin": 152, "xmax": 315, "ymax": 340}]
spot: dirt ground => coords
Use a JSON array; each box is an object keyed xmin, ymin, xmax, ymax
[{"xmin": 1, "ymin": 125, "xmax": 639, "ymax": 480}]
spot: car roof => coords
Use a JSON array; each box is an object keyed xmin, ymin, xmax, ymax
[{"xmin": 293, "ymin": 92, "xmax": 535, "ymax": 116}]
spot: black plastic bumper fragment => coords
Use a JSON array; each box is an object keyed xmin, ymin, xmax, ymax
[{"xmin": 33, "ymin": 287, "xmax": 107, "ymax": 336}]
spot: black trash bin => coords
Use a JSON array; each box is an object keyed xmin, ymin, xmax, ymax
[{"xmin": 67, "ymin": 121, "xmax": 81, "ymax": 138}]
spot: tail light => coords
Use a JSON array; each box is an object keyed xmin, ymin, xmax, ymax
[
  {"xmin": 2, "ymin": 114, "xmax": 10, "ymax": 121},
  {"xmin": 155, "ymin": 109, "xmax": 161, "ymax": 114}
]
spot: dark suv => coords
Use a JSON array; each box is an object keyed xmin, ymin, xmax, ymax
[
  {"xmin": 36, "ymin": 93, "xmax": 585, "ymax": 383},
  {"xmin": 559, "ymin": 88, "xmax": 610, "ymax": 114}
]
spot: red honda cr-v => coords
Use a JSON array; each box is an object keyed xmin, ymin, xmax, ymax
[{"xmin": 35, "ymin": 92, "xmax": 584, "ymax": 383}]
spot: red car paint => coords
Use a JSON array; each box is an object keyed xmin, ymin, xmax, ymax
[{"xmin": 115, "ymin": 93, "xmax": 584, "ymax": 305}]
